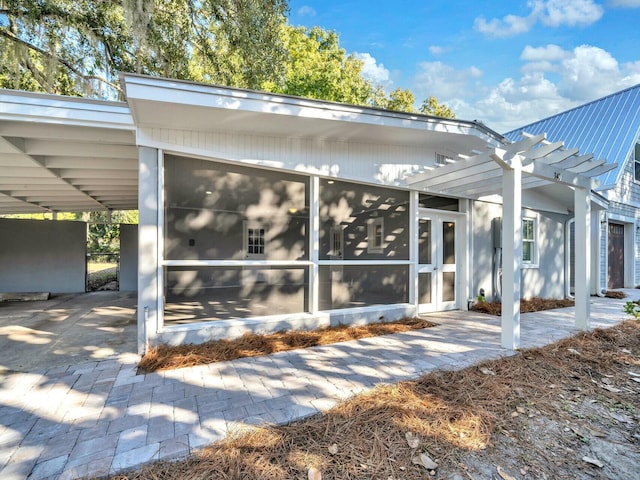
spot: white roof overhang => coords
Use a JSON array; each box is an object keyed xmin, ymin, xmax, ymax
[
  {"xmin": 406, "ymin": 132, "xmax": 615, "ymax": 210},
  {"xmin": 0, "ymin": 90, "xmax": 137, "ymax": 213},
  {"xmin": 121, "ymin": 73, "xmax": 503, "ymax": 152}
]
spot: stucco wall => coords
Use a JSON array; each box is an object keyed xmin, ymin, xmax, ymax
[
  {"xmin": 0, "ymin": 218, "xmax": 86, "ymax": 293},
  {"xmin": 119, "ymin": 223, "xmax": 138, "ymax": 291},
  {"xmin": 472, "ymin": 201, "xmax": 569, "ymax": 301}
]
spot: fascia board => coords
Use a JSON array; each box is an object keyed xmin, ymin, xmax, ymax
[
  {"xmin": 0, "ymin": 90, "xmax": 134, "ymax": 130},
  {"xmin": 121, "ymin": 74, "xmax": 498, "ymax": 142}
]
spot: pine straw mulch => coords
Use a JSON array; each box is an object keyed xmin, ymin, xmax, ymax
[
  {"xmin": 471, "ymin": 296, "xmax": 576, "ymax": 316},
  {"xmin": 109, "ymin": 320, "xmax": 640, "ymax": 480},
  {"xmin": 138, "ymin": 317, "xmax": 436, "ymax": 373}
]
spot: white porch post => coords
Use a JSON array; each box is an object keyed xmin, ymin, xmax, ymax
[
  {"xmin": 409, "ymin": 191, "xmax": 418, "ymax": 313},
  {"xmin": 137, "ymin": 146, "xmax": 160, "ymax": 354},
  {"xmin": 309, "ymin": 176, "xmax": 319, "ymax": 314},
  {"xmin": 501, "ymin": 165, "xmax": 522, "ymax": 349},
  {"xmin": 574, "ymin": 186, "xmax": 591, "ymax": 329}
]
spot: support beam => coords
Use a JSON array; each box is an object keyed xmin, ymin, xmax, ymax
[
  {"xmin": 574, "ymin": 186, "xmax": 591, "ymax": 330},
  {"xmin": 501, "ymin": 164, "xmax": 522, "ymax": 349},
  {"xmin": 137, "ymin": 146, "xmax": 160, "ymax": 355},
  {"xmin": 309, "ymin": 176, "xmax": 320, "ymax": 314}
]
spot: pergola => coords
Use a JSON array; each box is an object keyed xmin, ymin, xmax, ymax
[{"xmin": 407, "ymin": 133, "xmax": 616, "ymax": 348}]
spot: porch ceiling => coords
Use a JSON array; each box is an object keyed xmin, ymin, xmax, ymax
[
  {"xmin": 406, "ymin": 132, "xmax": 616, "ymax": 201},
  {"xmin": 0, "ymin": 90, "xmax": 137, "ymax": 214}
]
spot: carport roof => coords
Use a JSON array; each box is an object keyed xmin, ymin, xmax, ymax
[{"xmin": 0, "ymin": 89, "xmax": 137, "ymax": 214}]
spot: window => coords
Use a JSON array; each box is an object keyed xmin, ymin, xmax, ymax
[
  {"xmin": 329, "ymin": 225, "xmax": 343, "ymax": 259},
  {"xmin": 245, "ymin": 222, "xmax": 267, "ymax": 259},
  {"xmin": 435, "ymin": 152, "xmax": 453, "ymax": 166},
  {"xmin": 522, "ymin": 218, "xmax": 537, "ymax": 265},
  {"xmin": 367, "ymin": 217, "xmax": 384, "ymax": 253},
  {"xmin": 635, "ymin": 143, "xmax": 640, "ymax": 182}
]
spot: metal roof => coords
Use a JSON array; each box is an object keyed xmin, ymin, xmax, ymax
[{"xmin": 503, "ymin": 84, "xmax": 640, "ymax": 188}]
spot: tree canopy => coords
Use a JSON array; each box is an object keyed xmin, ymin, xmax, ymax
[{"xmin": 0, "ymin": 0, "xmax": 288, "ymax": 97}]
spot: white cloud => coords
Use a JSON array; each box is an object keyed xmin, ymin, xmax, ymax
[
  {"xmin": 474, "ymin": 14, "xmax": 532, "ymax": 38},
  {"xmin": 297, "ymin": 6, "xmax": 317, "ymax": 17},
  {"xmin": 412, "ymin": 44, "xmax": 640, "ymax": 133},
  {"xmin": 521, "ymin": 44, "xmax": 569, "ymax": 61},
  {"xmin": 530, "ymin": 0, "xmax": 603, "ymax": 27},
  {"xmin": 353, "ymin": 53, "xmax": 391, "ymax": 86},
  {"xmin": 608, "ymin": 0, "xmax": 640, "ymax": 7},
  {"xmin": 429, "ymin": 45, "xmax": 449, "ymax": 56},
  {"xmin": 474, "ymin": 0, "xmax": 603, "ymax": 38}
]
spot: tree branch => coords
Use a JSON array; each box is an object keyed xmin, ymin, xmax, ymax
[{"xmin": 0, "ymin": 28, "xmax": 122, "ymax": 94}]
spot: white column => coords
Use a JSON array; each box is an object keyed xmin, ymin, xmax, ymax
[
  {"xmin": 309, "ymin": 176, "xmax": 319, "ymax": 314},
  {"xmin": 409, "ymin": 191, "xmax": 418, "ymax": 313},
  {"xmin": 574, "ymin": 186, "xmax": 591, "ymax": 329},
  {"xmin": 137, "ymin": 146, "xmax": 160, "ymax": 354},
  {"xmin": 501, "ymin": 165, "xmax": 522, "ymax": 349}
]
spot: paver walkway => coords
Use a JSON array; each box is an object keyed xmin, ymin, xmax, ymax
[{"xmin": 0, "ymin": 292, "xmax": 637, "ymax": 479}]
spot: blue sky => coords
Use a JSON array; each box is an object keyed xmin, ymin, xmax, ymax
[{"xmin": 288, "ymin": 0, "xmax": 640, "ymax": 133}]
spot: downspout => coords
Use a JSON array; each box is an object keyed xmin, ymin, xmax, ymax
[{"xmin": 596, "ymin": 211, "xmax": 606, "ymax": 297}]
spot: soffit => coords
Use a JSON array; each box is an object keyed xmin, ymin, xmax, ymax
[{"xmin": 0, "ymin": 90, "xmax": 137, "ymax": 214}]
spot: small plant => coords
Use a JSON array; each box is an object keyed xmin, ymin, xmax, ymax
[
  {"xmin": 623, "ymin": 300, "xmax": 640, "ymax": 319},
  {"xmin": 477, "ymin": 294, "xmax": 486, "ymax": 303}
]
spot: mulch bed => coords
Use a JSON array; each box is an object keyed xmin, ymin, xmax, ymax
[
  {"xmin": 471, "ymin": 297, "xmax": 575, "ymax": 316},
  {"xmin": 138, "ymin": 317, "xmax": 436, "ymax": 373},
  {"xmin": 111, "ymin": 319, "xmax": 640, "ymax": 480}
]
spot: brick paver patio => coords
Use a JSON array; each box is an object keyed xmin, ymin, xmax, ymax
[{"xmin": 0, "ymin": 293, "xmax": 636, "ymax": 479}]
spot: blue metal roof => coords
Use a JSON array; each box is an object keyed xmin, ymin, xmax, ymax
[{"xmin": 504, "ymin": 84, "xmax": 640, "ymax": 187}]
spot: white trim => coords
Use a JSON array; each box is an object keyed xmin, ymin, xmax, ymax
[
  {"xmin": 157, "ymin": 149, "xmax": 165, "ymax": 334},
  {"xmin": 310, "ymin": 176, "xmax": 320, "ymax": 314},
  {"xmin": 522, "ymin": 216, "xmax": 539, "ymax": 268},
  {"xmin": 319, "ymin": 260, "xmax": 411, "ymax": 266},
  {"xmin": 163, "ymin": 260, "xmax": 314, "ymax": 267}
]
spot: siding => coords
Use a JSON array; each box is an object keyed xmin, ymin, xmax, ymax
[{"xmin": 139, "ymin": 127, "xmax": 438, "ymax": 187}]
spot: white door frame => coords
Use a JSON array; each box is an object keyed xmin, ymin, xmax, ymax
[{"xmin": 417, "ymin": 210, "xmax": 464, "ymax": 313}]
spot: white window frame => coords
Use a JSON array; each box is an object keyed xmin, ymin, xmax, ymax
[
  {"xmin": 522, "ymin": 216, "xmax": 538, "ymax": 268},
  {"xmin": 367, "ymin": 217, "xmax": 384, "ymax": 254},
  {"xmin": 244, "ymin": 221, "xmax": 268, "ymax": 259}
]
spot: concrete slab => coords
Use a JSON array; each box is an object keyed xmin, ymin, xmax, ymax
[{"xmin": 0, "ymin": 291, "xmax": 137, "ymax": 373}]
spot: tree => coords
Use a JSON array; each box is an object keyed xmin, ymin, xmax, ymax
[
  {"xmin": 419, "ymin": 96, "xmax": 456, "ymax": 119},
  {"xmin": 263, "ymin": 25, "xmax": 373, "ymax": 105},
  {"xmin": 0, "ymin": 0, "xmax": 288, "ymax": 97},
  {"xmin": 372, "ymin": 87, "xmax": 416, "ymax": 113}
]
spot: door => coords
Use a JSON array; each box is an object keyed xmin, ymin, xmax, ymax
[
  {"xmin": 608, "ymin": 223, "xmax": 624, "ymax": 289},
  {"xmin": 418, "ymin": 215, "xmax": 458, "ymax": 313}
]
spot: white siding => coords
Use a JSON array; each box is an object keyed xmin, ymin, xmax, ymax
[{"xmin": 138, "ymin": 127, "xmax": 438, "ymax": 187}]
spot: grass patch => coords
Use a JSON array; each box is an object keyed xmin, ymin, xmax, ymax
[
  {"xmin": 471, "ymin": 297, "xmax": 575, "ymax": 316},
  {"xmin": 111, "ymin": 320, "xmax": 640, "ymax": 480},
  {"xmin": 138, "ymin": 317, "xmax": 436, "ymax": 373}
]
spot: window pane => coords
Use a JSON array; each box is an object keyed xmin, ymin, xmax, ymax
[
  {"xmin": 523, "ymin": 241, "xmax": 532, "ymax": 262},
  {"xmin": 418, "ymin": 272, "xmax": 432, "ymax": 304},
  {"xmin": 522, "ymin": 219, "xmax": 534, "ymax": 240},
  {"xmin": 319, "ymin": 179, "xmax": 409, "ymax": 260},
  {"xmin": 164, "ymin": 266, "xmax": 308, "ymax": 324},
  {"xmin": 443, "ymin": 222, "xmax": 455, "ymax": 264},
  {"xmin": 164, "ymin": 154, "xmax": 308, "ymax": 261},
  {"xmin": 635, "ymin": 160, "xmax": 640, "ymax": 182},
  {"xmin": 318, "ymin": 265, "xmax": 409, "ymax": 310},
  {"xmin": 419, "ymin": 194, "xmax": 459, "ymax": 211},
  {"xmin": 442, "ymin": 272, "xmax": 455, "ymax": 302},
  {"xmin": 419, "ymin": 220, "xmax": 432, "ymax": 264}
]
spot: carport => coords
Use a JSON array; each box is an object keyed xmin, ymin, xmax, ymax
[{"xmin": 0, "ymin": 89, "xmax": 139, "ymax": 369}]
